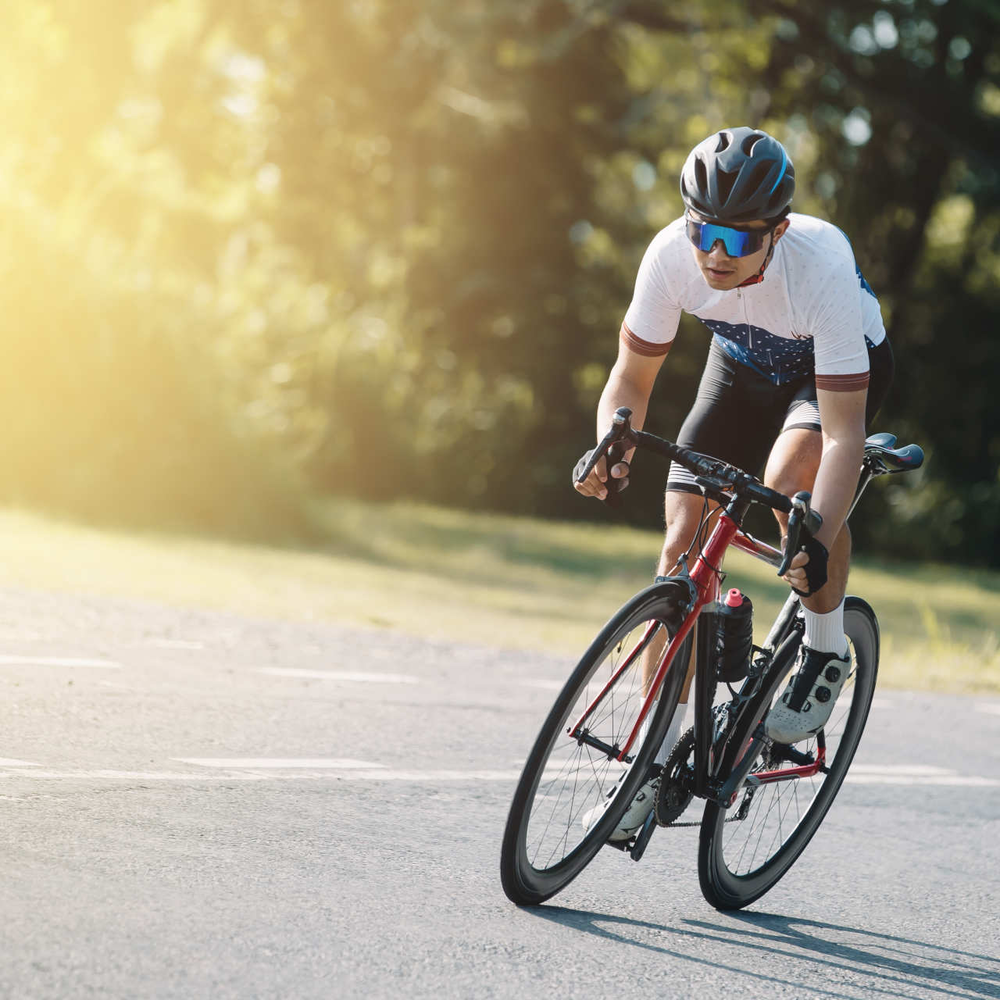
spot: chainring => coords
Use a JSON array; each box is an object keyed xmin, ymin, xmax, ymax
[{"xmin": 653, "ymin": 726, "xmax": 696, "ymax": 826}]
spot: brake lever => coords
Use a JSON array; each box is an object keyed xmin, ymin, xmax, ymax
[
  {"xmin": 575, "ymin": 408, "xmax": 635, "ymax": 507},
  {"xmin": 602, "ymin": 441, "xmax": 627, "ymax": 508},
  {"xmin": 777, "ymin": 491, "xmax": 811, "ymax": 577}
]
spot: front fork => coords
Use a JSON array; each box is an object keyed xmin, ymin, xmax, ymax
[{"xmin": 692, "ymin": 607, "xmax": 719, "ymax": 801}]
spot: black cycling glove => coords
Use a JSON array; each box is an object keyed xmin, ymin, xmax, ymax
[
  {"xmin": 572, "ymin": 447, "xmax": 629, "ymax": 502},
  {"xmin": 790, "ymin": 533, "xmax": 829, "ymax": 597},
  {"xmin": 572, "ymin": 449, "xmax": 596, "ymax": 486}
]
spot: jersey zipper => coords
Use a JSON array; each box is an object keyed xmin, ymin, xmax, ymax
[{"xmin": 740, "ymin": 285, "xmax": 752, "ymax": 350}]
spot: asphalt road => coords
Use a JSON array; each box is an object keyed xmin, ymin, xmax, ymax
[{"xmin": 2, "ymin": 584, "xmax": 999, "ymax": 1000}]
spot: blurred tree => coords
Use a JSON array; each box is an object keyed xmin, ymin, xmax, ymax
[
  {"xmin": 0, "ymin": 0, "xmax": 314, "ymax": 538},
  {"xmin": 218, "ymin": 0, "xmax": 640, "ymax": 508},
  {"xmin": 745, "ymin": 0, "xmax": 1000, "ymax": 561},
  {"xmin": 0, "ymin": 0, "xmax": 996, "ymax": 563}
]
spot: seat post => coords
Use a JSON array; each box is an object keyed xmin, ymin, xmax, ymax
[{"xmin": 846, "ymin": 464, "xmax": 876, "ymax": 522}]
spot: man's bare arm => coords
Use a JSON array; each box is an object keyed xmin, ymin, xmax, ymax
[
  {"xmin": 809, "ymin": 385, "xmax": 867, "ymax": 548},
  {"xmin": 574, "ymin": 335, "xmax": 669, "ymax": 500}
]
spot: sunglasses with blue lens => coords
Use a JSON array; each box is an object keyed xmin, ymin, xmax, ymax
[{"xmin": 685, "ymin": 215, "xmax": 776, "ymax": 258}]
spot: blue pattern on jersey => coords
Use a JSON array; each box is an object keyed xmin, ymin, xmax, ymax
[
  {"xmin": 702, "ymin": 319, "xmax": 877, "ymax": 385},
  {"xmin": 834, "ymin": 225, "xmax": 876, "ymax": 299},
  {"xmin": 699, "ymin": 318, "xmax": 814, "ymax": 386}
]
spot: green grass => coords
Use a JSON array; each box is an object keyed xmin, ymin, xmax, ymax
[{"xmin": 2, "ymin": 501, "xmax": 998, "ymax": 694}]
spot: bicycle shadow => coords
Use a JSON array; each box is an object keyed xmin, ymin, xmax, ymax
[{"xmin": 526, "ymin": 905, "xmax": 1000, "ymax": 1000}]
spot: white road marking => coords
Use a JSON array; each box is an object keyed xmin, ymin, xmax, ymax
[
  {"xmin": 322, "ymin": 769, "xmax": 524, "ymax": 781},
  {"xmin": 146, "ymin": 639, "xmax": 206, "ymax": 650},
  {"xmin": 848, "ymin": 774, "xmax": 999, "ymax": 787},
  {"xmin": 215, "ymin": 768, "xmax": 997, "ymax": 786},
  {"xmin": 975, "ymin": 703, "xmax": 1000, "ymax": 717},
  {"xmin": 0, "ymin": 655, "xmax": 121, "ymax": 669},
  {"xmin": 257, "ymin": 668, "xmax": 418, "ymax": 684},
  {"xmin": 172, "ymin": 757, "xmax": 386, "ymax": 769},
  {"xmin": 1, "ymin": 764, "xmax": 996, "ymax": 786},
  {"xmin": 0, "ymin": 767, "xmax": 523, "ymax": 782},
  {"xmin": 851, "ymin": 764, "xmax": 952, "ymax": 776},
  {"xmin": 848, "ymin": 763, "xmax": 999, "ymax": 787},
  {"xmin": 523, "ymin": 679, "xmax": 564, "ymax": 691},
  {"xmin": 0, "ymin": 758, "xmax": 39, "ymax": 767},
  {"xmin": 0, "ymin": 770, "xmax": 268, "ymax": 781}
]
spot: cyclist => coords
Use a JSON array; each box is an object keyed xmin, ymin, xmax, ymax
[{"xmin": 575, "ymin": 126, "xmax": 893, "ymax": 841}]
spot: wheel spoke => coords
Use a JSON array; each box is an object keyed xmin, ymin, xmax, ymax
[
  {"xmin": 523, "ymin": 633, "xmax": 646, "ymax": 870},
  {"xmin": 699, "ymin": 600, "xmax": 879, "ymax": 910},
  {"xmin": 502, "ymin": 595, "xmax": 687, "ymax": 904}
]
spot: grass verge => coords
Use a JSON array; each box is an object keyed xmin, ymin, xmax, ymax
[{"xmin": 1, "ymin": 501, "xmax": 998, "ymax": 694}]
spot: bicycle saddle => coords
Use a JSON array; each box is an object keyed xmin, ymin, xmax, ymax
[{"xmin": 864, "ymin": 433, "xmax": 924, "ymax": 473}]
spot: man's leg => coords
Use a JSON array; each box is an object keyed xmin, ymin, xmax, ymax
[
  {"xmin": 606, "ymin": 342, "xmax": 755, "ymax": 836},
  {"xmin": 638, "ymin": 490, "xmax": 716, "ymax": 756},
  {"xmin": 597, "ymin": 490, "xmax": 705, "ymax": 841},
  {"xmin": 762, "ymin": 427, "xmax": 853, "ymax": 742},
  {"xmin": 762, "ymin": 427, "xmax": 851, "ymax": 616},
  {"xmin": 642, "ymin": 489, "xmax": 716, "ymax": 694},
  {"xmin": 657, "ymin": 489, "xmax": 718, "ymax": 578}
]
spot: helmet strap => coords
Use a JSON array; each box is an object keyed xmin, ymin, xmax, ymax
[{"xmin": 736, "ymin": 231, "xmax": 777, "ymax": 288}]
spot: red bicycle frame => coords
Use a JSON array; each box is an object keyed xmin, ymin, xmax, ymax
[{"xmin": 568, "ymin": 506, "xmax": 822, "ymax": 787}]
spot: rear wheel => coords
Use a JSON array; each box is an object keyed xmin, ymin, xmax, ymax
[
  {"xmin": 698, "ymin": 597, "xmax": 879, "ymax": 910},
  {"xmin": 501, "ymin": 584, "xmax": 692, "ymax": 905}
]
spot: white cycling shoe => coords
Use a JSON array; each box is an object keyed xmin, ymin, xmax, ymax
[
  {"xmin": 582, "ymin": 766, "xmax": 659, "ymax": 842},
  {"xmin": 582, "ymin": 709, "xmax": 687, "ymax": 842},
  {"xmin": 765, "ymin": 644, "xmax": 851, "ymax": 744}
]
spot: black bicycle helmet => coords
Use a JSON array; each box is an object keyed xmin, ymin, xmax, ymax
[{"xmin": 680, "ymin": 127, "xmax": 794, "ymax": 224}]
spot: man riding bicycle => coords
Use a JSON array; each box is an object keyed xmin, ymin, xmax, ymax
[{"xmin": 575, "ymin": 126, "xmax": 894, "ymax": 841}]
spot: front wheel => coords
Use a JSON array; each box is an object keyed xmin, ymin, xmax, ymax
[
  {"xmin": 698, "ymin": 597, "xmax": 879, "ymax": 911},
  {"xmin": 501, "ymin": 582, "xmax": 692, "ymax": 905}
]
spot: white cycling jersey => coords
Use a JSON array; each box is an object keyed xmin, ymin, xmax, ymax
[{"xmin": 621, "ymin": 212, "xmax": 886, "ymax": 390}]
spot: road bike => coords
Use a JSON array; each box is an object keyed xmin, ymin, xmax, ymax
[{"xmin": 500, "ymin": 407, "xmax": 923, "ymax": 910}]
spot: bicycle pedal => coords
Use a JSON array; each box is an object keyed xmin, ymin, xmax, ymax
[{"xmin": 628, "ymin": 810, "xmax": 657, "ymax": 861}]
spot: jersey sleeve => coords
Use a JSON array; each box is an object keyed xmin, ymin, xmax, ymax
[
  {"xmin": 621, "ymin": 229, "xmax": 682, "ymax": 357},
  {"xmin": 806, "ymin": 244, "xmax": 871, "ymax": 391}
]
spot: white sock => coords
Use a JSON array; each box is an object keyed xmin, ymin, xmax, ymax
[
  {"xmin": 640, "ymin": 703, "xmax": 688, "ymax": 766},
  {"xmin": 802, "ymin": 601, "xmax": 849, "ymax": 658}
]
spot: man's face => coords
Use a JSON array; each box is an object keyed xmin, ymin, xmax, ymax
[{"xmin": 688, "ymin": 212, "xmax": 790, "ymax": 291}]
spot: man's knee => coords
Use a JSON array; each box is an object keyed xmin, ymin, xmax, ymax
[
  {"xmin": 659, "ymin": 489, "xmax": 713, "ymax": 573},
  {"xmin": 664, "ymin": 489, "xmax": 704, "ymax": 531},
  {"xmin": 764, "ymin": 428, "xmax": 822, "ymax": 498}
]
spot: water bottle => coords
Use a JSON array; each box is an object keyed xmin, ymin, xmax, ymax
[{"xmin": 716, "ymin": 588, "xmax": 753, "ymax": 683}]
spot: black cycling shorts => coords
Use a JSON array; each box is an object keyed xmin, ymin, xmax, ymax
[{"xmin": 666, "ymin": 337, "xmax": 894, "ymax": 494}]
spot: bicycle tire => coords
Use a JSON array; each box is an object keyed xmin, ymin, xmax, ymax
[
  {"xmin": 500, "ymin": 581, "xmax": 693, "ymax": 905},
  {"xmin": 698, "ymin": 596, "xmax": 879, "ymax": 910}
]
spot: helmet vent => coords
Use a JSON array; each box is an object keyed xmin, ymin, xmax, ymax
[
  {"xmin": 716, "ymin": 167, "xmax": 738, "ymax": 207},
  {"xmin": 679, "ymin": 126, "xmax": 794, "ymax": 222},
  {"xmin": 694, "ymin": 157, "xmax": 708, "ymax": 200}
]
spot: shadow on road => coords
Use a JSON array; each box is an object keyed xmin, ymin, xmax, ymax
[{"xmin": 527, "ymin": 905, "xmax": 1000, "ymax": 1000}]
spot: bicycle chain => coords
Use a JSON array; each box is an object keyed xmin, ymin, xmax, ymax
[
  {"xmin": 653, "ymin": 726, "xmax": 696, "ymax": 826},
  {"xmin": 654, "ymin": 703, "xmax": 753, "ymax": 827}
]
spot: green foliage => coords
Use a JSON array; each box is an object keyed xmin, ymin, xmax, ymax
[
  {"xmin": 0, "ymin": 0, "xmax": 997, "ymax": 564},
  {"xmin": 0, "ymin": 194, "xmax": 314, "ymax": 540},
  {"xmin": 749, "ymin": 0, "xmax": 1000, "ymax": 563}
]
